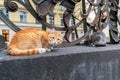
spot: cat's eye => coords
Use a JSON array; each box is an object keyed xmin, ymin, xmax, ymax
[
  {"xmin": 51, "ymin": 37, "xmax": 54, "ymax": 39},
  {"xmin": 57, "ymin": 39, "xmax": 61, "ymax": 41}
]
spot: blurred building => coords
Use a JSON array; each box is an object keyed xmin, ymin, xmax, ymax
[{"xmin": 0, "ymin": 1, "xmax": 83, "ymax": 42}]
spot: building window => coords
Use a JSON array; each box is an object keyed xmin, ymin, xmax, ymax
[
  {"xmin": 19, "ymin": 11, "xmax": 27, "ymax": 23},
  {"xmin": 60, "ymin": 18, "xmax": 64, "ymax": 26},
  {"xmin": 70, "ymin": 18, "xmax": 74, "ymax": 26},
  {"xmin": 22, "ymin": 0, "xmax": 25, "ymax": 2},
  {"xmin": 1, "ymin": 9, "xmax": 9, "ymax": 18},
  {"xmin": 60, "ymin": 6, "xmax": 66, "ymax": 11},
  {"xmin": 35, "ymin": 20, "xmax": 40, "ymax": 24},
  {"xmin": 2, "ymin": 29, "xmax": 9, "ymax": 41},
  {"xmin": 49, "ymin": 15, "xmax": 54, "ymax": 25}
]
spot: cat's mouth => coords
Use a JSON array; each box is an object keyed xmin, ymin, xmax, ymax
[{"xmin": 48, "ymin": 41, "xmax": 61, "ymax": 46}]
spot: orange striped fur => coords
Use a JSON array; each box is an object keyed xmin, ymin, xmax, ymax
[{"xmin": 8, "ymin": 28, "xmax": 63, "ymax": 56}]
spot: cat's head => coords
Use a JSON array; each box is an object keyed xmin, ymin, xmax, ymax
[{"xmin": 48, "ymin": 31, "xmax": 63, "ymax": 46}]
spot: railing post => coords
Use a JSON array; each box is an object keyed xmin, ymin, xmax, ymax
[{"xmin": 82, "ymin": 0, "xmax": 87, "ymax": 33}]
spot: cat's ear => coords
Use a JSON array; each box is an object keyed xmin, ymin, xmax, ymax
[{"xmin": 52, "ymin": 28, "xmax": 55, "ymax": 33}]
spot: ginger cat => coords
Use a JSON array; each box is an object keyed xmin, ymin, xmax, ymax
[{"xmin": 8, "ymin": 28, "xmax": 63, "ymax": 56}]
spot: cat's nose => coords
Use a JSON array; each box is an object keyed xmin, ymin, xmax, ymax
[{"xmin": 55, "ymin": 41, "xmax": 58, "ymax": 44}]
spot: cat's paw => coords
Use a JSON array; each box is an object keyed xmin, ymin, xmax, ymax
[
  {"xmin": 51, "ymin": 47, "xmax": 53, "ymax": 50},
  {"xmin": 46, "ymin": 48, "xmax": 51, "ymax": 52},
  {"xmin": 38, "ymin": 48, "xmax": 46, "ymax": 53},
  {"xmin": 46, "ymin": 47, "xmax": 53, "ymax": 51}
]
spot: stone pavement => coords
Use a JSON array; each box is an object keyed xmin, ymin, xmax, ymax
[{"xmin": 0, "ymin": 45, "xmax": 120, "ymax": 80}]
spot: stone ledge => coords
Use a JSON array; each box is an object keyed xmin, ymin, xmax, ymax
[{"xmin": 0, "ymin": 45, "xmax": 120, "ymax": 80}]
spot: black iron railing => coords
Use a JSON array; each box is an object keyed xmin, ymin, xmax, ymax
[{"xmin": 0, "ymin": 0, "xmax": 120, "ymax": 46}]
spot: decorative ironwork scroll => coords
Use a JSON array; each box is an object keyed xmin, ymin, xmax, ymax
[{"xmin": 1, "ymin": 0, "xmax": 120, "ymax": 46}]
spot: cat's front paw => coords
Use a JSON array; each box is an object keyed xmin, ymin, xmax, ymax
[
  {"xmin": 46, "ymin": 48, "xmax": 51, "ymax": 51},
  {"xmin": 38, "ymin": 48, "xmax": 46, "ymax": 53}
]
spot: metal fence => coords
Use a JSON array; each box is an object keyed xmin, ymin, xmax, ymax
[{"xmin": 0, "ymin": 0, "xmax": 120, "ymax": 46}]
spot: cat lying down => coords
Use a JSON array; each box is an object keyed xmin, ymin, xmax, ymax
[{"xmin": 7, "ymin": 28, "xmax": 63, "ymax": 56}]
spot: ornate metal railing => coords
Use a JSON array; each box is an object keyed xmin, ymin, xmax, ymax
[{"xmin": 0, "ymin": 0, "xmax": 120, "ymax": 46}]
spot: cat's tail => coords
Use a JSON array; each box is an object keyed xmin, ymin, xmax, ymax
[{"xmin": 8, "ymin": 46, "xmax": 46, "ymax": 56}]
